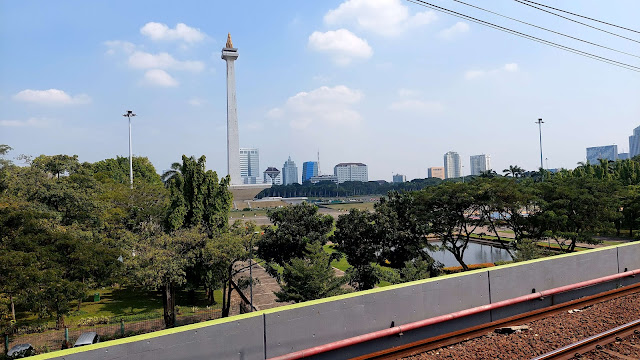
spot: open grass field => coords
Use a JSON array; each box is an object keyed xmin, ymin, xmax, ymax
[
  {"xmin": 16, "ymin": 287, "xmax": 222, "ymax": 326},
  {"xmin": 323, "ymin": 202, "xmax": 375, "ymax": 212}
]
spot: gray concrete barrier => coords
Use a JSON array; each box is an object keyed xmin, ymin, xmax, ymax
[{"xmin": 35, "ymin": 242, "xmax": 640, "ymax": 360}]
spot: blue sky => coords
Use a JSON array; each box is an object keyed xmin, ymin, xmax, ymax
[{"xmin": 1, "ymin": 0, "xmax": 639, "ymax": 181}]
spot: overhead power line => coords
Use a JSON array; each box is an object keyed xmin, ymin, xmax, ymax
[
  {"xmin": 513, "ymin": 0, "xmax": 640, "ymax": 44},
  {"xmin": 450, "ymin": 0, "xmax": 640, "ymax": 59},
  {"xmin": 405, "ymin": 0, "xmax": 640, "ymax": 72},
  {"xmin": 518, "ymin": 0, "xmax": 640, "ymax": 35}
]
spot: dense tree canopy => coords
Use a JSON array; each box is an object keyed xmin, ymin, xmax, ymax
[{"xmin": 257, "ymin": 203, "xmax": 334, "ymax": 266}]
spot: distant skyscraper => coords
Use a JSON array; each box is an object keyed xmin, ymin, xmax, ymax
[
  {"xmin": 630, "ymin": 125, "xmax": 640, "ymax": 158},
  {"xmin": 428, "ymin": 167, "xmax": 445, "ymax": 180},
  {"xmin": 444, "ymin": 151, "xmax": 461, "ymax": 179},
  {"xmin": 282, "ymin": 157, "xmax": 299, "ymax": 185},
  {"xmin": 240, "ymin": 148, "xmax": 259, "ymax": 184},
  {"xmin": 334, "ymin": 163, "xmax": 368, "ymax": 183},
  {"xmin": 619, "ymin": 153, "xmax": 630, "ymax": 160},
  {"xmin": 302, "ymin": 161, "xmax": 319, "ymax": 183},
  {"xmin": 392, "ymin": 174, "xmax": 406, "ymax": 183},
  {"xmin": 470, "ymin": 154, "xmax": 491, "ymax": 176},
  {"xmin": 586, "ymin": 145, "xmax": 618, "ymax": 164}
]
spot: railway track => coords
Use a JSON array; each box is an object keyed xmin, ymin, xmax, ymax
[
  {"xmin": 532, "ymin": 319, "xmax": 640, "ymax": 360},
  {"xmin": 353, "ymin": 282, "xmax": 640, "ymax": 360}
]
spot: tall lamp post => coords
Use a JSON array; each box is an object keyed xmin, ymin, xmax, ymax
[
  {"xmin": 536, "ymin": 118, "xmax": 544, "ymax": 170},
  {"xmin": 123, "ymin": 110, "xmax": 136, "ymax": 189}
]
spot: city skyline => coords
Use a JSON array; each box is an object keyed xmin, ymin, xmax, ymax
[{"xmin": 1, "ymin": 1, "xmax": 639, "ymax": 181}]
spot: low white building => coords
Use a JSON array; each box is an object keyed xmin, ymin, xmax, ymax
[{"xmin": 334, "ymin": 163, "xmax": 368, "ymax": 183}]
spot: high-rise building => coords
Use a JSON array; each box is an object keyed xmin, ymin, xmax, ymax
[
  {"xmin": 392, "ymin": 174, "xmax": 406, "ymax": 183},
  {"xmin": 630, "ymin": 125, "xmax": 640, "ymax": 158},
  {"xmin": 263, "ymin": 167, "xmax": 282, "ymax": 185},
  {"xmin": 619, "ymin": 153, "xmax": 630, "ymax": 160},
  {"xmin": 586, "ymin": 145, "xmax": 618, "ymax": 164},
  {"xmin": 334, "ymin": 163, "xmax": 368, "ymax": 183},
  {"xmin": 444, "ymin": 151, "xmax": 461, "ymax": 179},
  {"xmin": 428, "ymin": 167, "xmax": 445, "ymax": 180},
  {"xmin": 470, "ymin": 154, "xmax": 491, "ymax": 176},
  {"xmin": 302, "ymin": 161, "xmax": 319, "ymax": 183},
  {"xmin": 240, "ymin": 148, "xmax": 259, "ymax": 184},
  {"xmin": 282, "ymin": 157, "xmax": 298, "ymax": 185}
]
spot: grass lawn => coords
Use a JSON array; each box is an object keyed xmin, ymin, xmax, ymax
[
  {"xmin": 323, "ymin": 244, "xmax": 352, "ymax": 271},
  {"xmin": 324, "ymin": 202, "xmax": 375, "ymax": 212},
  {"xmin": 16, "ymin": 287, "xmax": 223, "ymax": 326}
]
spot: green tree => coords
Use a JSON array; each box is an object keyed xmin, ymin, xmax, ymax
[
  {"xmin": 275, "ymin": 242, "xmax": 349, "ymax": 303},
  {"xmin": 165, "ymin": 155, "xmax": 232, "ymax": 233},
  {"xmin": 32, "ymin": 154, "xmax": 80, "ymax": 179},
  {"xmin": 126, "ymin": 225, "xmax": 207, "ymax": 327},
  {"xmin": 375, "ymin": 191, "xmax": 436, "ymax": 271},
  {"xmin": 536, "ymin": 176, "xmax": 620, "ymax": 252},
  {"xmin": 333, "ymin": 209, "xmax": 381, "ymax": 290},
  {"xmin": 414, "ymin": 182, "xmax": 481, "ymax": 271},
  {"xmin": 93, "ymin": 156, "xmax": 163, "ymax": 186},
  {"xmin": 257, "ymin": 203, "xmax": 334, "ymax": 266},
  {"xmin": 502, "ymin": 165, "xmax": 525, "ymax": 178}
]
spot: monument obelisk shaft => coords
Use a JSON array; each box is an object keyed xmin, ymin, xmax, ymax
[{"xmin": 221, "ymin": 33, "xmax": 241, "ymax": 185}]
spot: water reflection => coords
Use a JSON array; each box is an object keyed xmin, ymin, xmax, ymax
[{"xmin": 427, "ymin": 241, "xmax": 512, "ymax": 267}]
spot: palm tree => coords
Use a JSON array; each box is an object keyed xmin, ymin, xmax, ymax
[
  {"xmin": 503, "ymin": 165, "xmax": 524, "ymax": 178},
  {"xmin": 161, "ymin": 161, "xmax": 183, "ymax": 184}
]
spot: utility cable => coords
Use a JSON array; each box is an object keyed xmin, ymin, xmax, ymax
[
  {"xmin": 405, "ymin": 0, "xmax": 640, "ymax": 72},
  {"xmin": 513, "ymin": 0, "xmax": 640, "ymax": 44},
  {"xmin": 449, "ymin": 0, "xmax": 640, "ymax": 59},
  {"xmin": 518, "ymin": 0, "xmax": 640, "ymax": 35}
]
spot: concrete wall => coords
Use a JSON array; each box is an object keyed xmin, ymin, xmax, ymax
[{"xmin": 36, "ymin": 243, "xmax": 640, "ymax": 360}]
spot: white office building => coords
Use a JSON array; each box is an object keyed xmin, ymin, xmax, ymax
[
  {"xmin": 444, "ymin": 151, "xmax": 461, "ymax": 179},
  {"xmin": 240, "ymin": 148, "xmax": 260, "ymax": 184},
  {"xmin": 630, "ymin": 125, "xmax": 640, "ymax": 158},
  {"xmin": 334, "ymin": 163, "xmax": 368, "ymax": 183},
  {"xmin": 282, "ymin": 157, "xmax": 299, "ymax": 185},
  {"xmin": 470, "ymin": 154, "xmax": 491, "ymax": 176}
]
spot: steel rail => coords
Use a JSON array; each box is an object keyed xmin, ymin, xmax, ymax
[
  {"xmin": 531, "ymin": 318, "xmax": 640, "ymax": 360},
  {"xmin": 267, "ymin": 269, "xmax": 640, "ymax": 360},
  {"xmin": 357, "ymin": 282, "xmax": 640, "ymax": 360}
]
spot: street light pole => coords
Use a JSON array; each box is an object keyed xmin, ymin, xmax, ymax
[
  {"xmin": 123, "ymin": 111, "xmax": 136, "ymax": 189},
  {"xmin": 536, "ymin": 118, "xmax": 544, "ymax": 170}
]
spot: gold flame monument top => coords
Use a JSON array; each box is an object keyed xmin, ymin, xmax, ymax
[{"xmin": 226, "ymin": 33, "xmax": 233, "ymax": 48}]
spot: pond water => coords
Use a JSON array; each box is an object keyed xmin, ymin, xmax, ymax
[{"xmin": 426, "ymin": 241, "xmax": 513, "ymax": 268}]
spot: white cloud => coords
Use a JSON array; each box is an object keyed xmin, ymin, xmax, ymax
[
  {"xmin": 397, "ymin": 88, "xmax": 419, "ymax": 97},
  {"xmin": 464, "ymin": 70, "xmax": 486, "ymax": 80},
  {"xmin": 465, "ymin": 63, "xmax": 520, "ymax": 80},
  {"xmin": 0, "ymin": 117, "xmax": 50, "ymax": 127},
  {"xmin": 187, "ymin": 98, "xmax": 207, "ymax": 106},
  {"xmin": 13, "ymin": 89, "xmax": 91, "ymax": 106},
  {"xmin": 128, "ymin": 51, "xmax": 204, "ymax": 72},
  {"xmin": 389, "ymin": 99, "xmax": 443, "ymax": 113},
  {"xmin": 308, "ymin": 29, "xmax": 373, "ymax": 66},
  {"xmin": 504, "ymin": 63, "xmax": 519, "ymax": 72},
  {"xmin": 104, "ymin": 40, "xmax": 136, "ymax": 55},
  {"xmin": 144, "ymin": 69, "xmax": 179, "ymax": 87},
  {"xmin": 438, "ymin": 22, "xmax": 470, "ymax": 40},
  {"xmin": 324, "ymin": 0, "xmax": 437, "ymax": 36},
  {"xmin": 268, "ymin": 85, "xmax": 364, "ymax": 129},
  {"xmin": 140, "ymin": 22, "xmax": 206, "ymax": 44}
]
